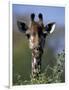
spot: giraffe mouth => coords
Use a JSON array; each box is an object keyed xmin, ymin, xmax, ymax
[{"xmin": 32, "ymin": 47, "xmax": 43, "ymax": 58}]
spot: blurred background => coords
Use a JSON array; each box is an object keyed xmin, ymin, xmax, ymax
[{"xmin": 13, "ymin": 4, "xmax": 65, "ymax": 85}]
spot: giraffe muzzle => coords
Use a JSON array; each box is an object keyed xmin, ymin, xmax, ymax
[{"xmin": 32, "ymin": 46, "xmax": 43, "ymax": 58}]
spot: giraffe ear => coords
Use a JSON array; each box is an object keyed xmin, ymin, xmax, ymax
[
  {"xmin": 17, "ymin": 21, "xmax": 28, "ymax": 33},
  {"xmin": 45, "ymin": 22, "xmax": 56, "ymax": 34}
]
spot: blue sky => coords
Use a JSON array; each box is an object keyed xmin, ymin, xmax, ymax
[{"xmin": 13, "ymin": 4, "xmax": 65, "ymax": 26}]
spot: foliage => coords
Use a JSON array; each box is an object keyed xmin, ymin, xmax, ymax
[{"xmin": 14, "ymin": 50, "xmax": 65, "ymax": 85}]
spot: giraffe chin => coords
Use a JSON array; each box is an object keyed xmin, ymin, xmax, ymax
[
  {"xmin": 32, "ymin": 48, "xmax": 43, "ymax": 59},
  {"xmin": 29, "ymin": 42, "xmax": 38, "ymax": 50}
]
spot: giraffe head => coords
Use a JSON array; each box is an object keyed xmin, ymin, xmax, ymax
[{"xmin": 17, "ymin": 13, "xmax": 55, "ymax": 57}]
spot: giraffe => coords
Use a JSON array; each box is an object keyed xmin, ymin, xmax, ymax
[{"xmin": 17, "ymin": 13, "xmax": 56, "ymax": 78}]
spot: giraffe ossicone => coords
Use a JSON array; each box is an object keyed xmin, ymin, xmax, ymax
[{"xmin": 17, "ymin": 13, "xmax": 56, "ymax": 78}]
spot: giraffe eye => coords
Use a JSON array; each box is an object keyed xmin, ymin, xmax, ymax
[
  {"xmin": 26, "ymin": 33, "xmax": 30, "ymax": 39},
  {"xmin": 42, "ymin": 30, "xmax": 47, "ymax": 38}
]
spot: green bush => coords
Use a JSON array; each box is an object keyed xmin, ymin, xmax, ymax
[{"xmin": 14, "ymin": 50, "xmax": 65, "ymax": 85}]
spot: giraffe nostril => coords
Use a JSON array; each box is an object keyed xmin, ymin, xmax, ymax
[
  {"xmin": 37, "ymin": 48, "xmax": 39, "ymax": 51},
  {"xmin": 36, "ymin": 46, "xmax": 40, "ymax": 51}
]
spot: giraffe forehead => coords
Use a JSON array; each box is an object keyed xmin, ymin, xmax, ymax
[{"xmin": 30, "ymin": 22, "xmax": 40, "ymax": 31}]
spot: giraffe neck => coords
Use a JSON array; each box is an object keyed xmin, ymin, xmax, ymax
[{"xmin": 32, "ymin": 49, "xmax": 42, "ymax": 78}]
